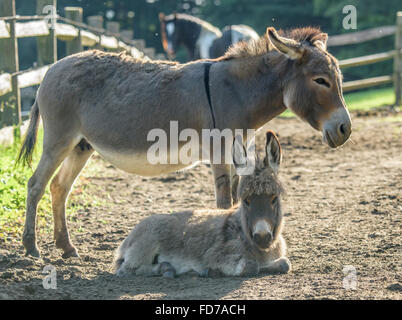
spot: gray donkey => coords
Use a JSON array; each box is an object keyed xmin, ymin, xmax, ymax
[{"xmin": 115, "ymin": 131, "xmax": 290, "ymax": 277}]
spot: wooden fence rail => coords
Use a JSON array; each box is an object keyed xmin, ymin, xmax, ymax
[{"xmin": 0, "ymin": 1, "xmax": 401, "ymax": 130}]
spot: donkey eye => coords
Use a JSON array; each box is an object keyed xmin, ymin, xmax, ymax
[
  {"xmin": 271, "ymin": 196, "xmax": 278, "ymax": 205},
  {"xmin": 244, "ymin": 198, "xmax": 251, "ymax": 206},
  {"xmin": 314, "ymin": 78, "xmax": 330, "ymax": 88}
]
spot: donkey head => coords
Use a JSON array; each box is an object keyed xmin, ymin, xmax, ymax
[
  {"xmin": 267, "ymin": 27, "xmax": 351, "ymax": 148},
  {"xmin": 233, "ymin": 131, "xmax": 284, "ymax": 250},
  {"xmin": 159, "ymin": 12, "xmax": 179, "ymax": 58}
]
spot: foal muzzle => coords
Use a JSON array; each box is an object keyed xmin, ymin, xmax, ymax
[{"xmin": 252, "ymin": 220, "xmax": 273, "ymax": 249}]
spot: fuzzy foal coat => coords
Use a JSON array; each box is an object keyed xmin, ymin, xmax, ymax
[
  {"xmin": 115, "ymin": 158, "xmax": 288, "ymax": 277},
  {"xmin": 115, "ymin": 209, "xmax": 286, "ymax": 277}
]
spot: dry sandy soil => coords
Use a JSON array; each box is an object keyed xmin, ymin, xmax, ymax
[{"xmin": 0, "ymin": 111, "xmax": 401, "ymax": 300}]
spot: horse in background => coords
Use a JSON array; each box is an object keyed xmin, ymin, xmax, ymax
[{"xmin": 159, "ymin": 13, "xmax": 259, "ymax": 60}]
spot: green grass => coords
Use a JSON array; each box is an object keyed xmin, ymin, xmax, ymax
[
  {"xmin": 0, "ymin": 129, "xmax": 49, "ymax": 242},
  {"xmin": 0, "ymin": 129, "xmax": 96, "ymax": 243},
  {"xmin": 279, "ymin": 87, "xmax": 396, "ymax": 118}
]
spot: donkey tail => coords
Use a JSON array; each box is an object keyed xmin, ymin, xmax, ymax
[{"xmin": 17, "ymin": 100, "xmax": 40, "ymax": 168}]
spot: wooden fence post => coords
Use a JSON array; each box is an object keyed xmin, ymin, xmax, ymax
[
  {"xmin": 87, "ymin": 15, "xmax": 103, "ymax": 50},
  {"xmin": 36, "ymin": 0, "xmax": 57, "ymax": 66},
  {"xmin": 0, "ymin": 0, "xmax": 21, "ymax": 128},
  {"xmin": 65, "ymin": 6, "xmax": 83, "ymax": 55},
  {"xmin": 394, "ymin": 11, "xmax": 402, "ymax": 106}
]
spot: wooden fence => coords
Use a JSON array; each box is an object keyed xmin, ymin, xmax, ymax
[
  {"xmin": 328, "ymin": 11, "xmax": 402, "ymax": 102},
  {"xmin": 0, "ymin": 0, "xmax": 163, "ymax": 129},
  {"xmin": 0, "ymin": 1, "xmax": 401, "ymax": 130}
]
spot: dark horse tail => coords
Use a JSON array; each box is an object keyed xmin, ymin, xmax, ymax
[{"xmin": 17, "ymin": 100, "xmax": 40, "ymax": 168}]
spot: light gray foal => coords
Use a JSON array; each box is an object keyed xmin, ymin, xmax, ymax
[{"xmin": 115, "ymin": 131, "xmax": 290, "ymax": 277}]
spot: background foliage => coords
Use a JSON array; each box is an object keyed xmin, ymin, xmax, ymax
[{"xmin": 15, "ymin": 0, "xmax": 402, "ymax": 82}]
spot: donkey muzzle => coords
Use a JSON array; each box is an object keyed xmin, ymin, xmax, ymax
[
  {"xmin": 253, "ymin": 232, "xmax": 272, "ymax": 248},
  {"xmin": 323, "ymin": 107, "xmax": 352, "ymax": 148},
  {"xmin": 252, "ymin": 220, "xmax": 273, "ymax": 248}
]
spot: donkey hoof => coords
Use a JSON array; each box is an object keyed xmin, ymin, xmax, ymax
[
  {"xmin": 62, "ymin": 248, "xmax": 80, "ymax": 259},
  {"xmin": 23, "ymin": 235, "xmax": 40, "ymax": 258},
  {"xmin": 25, "ymin": 247, "xmax": 41, "ymax": 258},
  {"xmin": 216, "ymin": 198, "xmax": 232, "ymax": 209},
  {"xmin": 160, "ymin": 262, "xmax": 176, "ymax": 278},
  {"xmin": 277, "ymin": 257, "xmax": 291, "ymax": 274},
  {"xmin": 162, "ymin": 270, "xmax": 176, "ymax": 279},
  {"xmin": 199, "ymin": 268, "xmax": 209, "ymax": 278}
]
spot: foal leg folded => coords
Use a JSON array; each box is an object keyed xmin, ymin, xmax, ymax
[
  {"xmin": 260, "ymin": 257, "xmax": 292, "ymax": 274},
  {"xmin": 217, "ymin": 255, "xmax": 259, "ymax": 277}
]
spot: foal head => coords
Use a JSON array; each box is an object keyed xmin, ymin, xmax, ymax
[
  {"xmin": 267, "ymin": 27, "xmax": 351, "ymax": 148},
  {"xmin": 233, "ymin": 131, "xmax": 284, "ymax": 249}
]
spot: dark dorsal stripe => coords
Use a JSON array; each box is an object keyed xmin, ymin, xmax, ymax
[{"xmin": 203, "ymin": 62, "xmax": 216, "ymax": 128}]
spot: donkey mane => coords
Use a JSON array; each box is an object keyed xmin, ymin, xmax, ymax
[
  {"xmin": 222, "ymin": 26, "xmax": 326, "ymax": 60},
  {"xmin": 165, "ymin": 13, "xmax": 222, "ymax": 36}
]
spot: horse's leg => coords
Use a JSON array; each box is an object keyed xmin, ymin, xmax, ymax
[
  {"xmin": 211, "ymin": 164, "xmax": 232, "ymax": 209},
  {"xmin": 50, "ymin": 142, "xmax": 93, "ymax": 258},
  {"xmin": 23, "ymin": 137, "xmax": 76, "ymax": 257}
]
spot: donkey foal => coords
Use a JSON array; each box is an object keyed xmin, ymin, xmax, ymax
[{"xmin": 115, "ymin": 131, "xmax": 290, "ymax": 277}]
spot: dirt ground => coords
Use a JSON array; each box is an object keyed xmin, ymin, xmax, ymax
[{"xmin": 0, "ymin": 110, "xmax": 401, "ymax": 300}]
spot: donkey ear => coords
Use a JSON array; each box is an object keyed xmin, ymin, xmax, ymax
[
  {"xmin": 264, "ymin": 131, "xmax": 282, "ymax": 173},
  {"xmin": 266, "ymin": 27, "xmax": 304, "ymax": 60},
  {"xmin": 232, "ymin": 135, "xmax": 247, "ymax": 170},
  {"xmin": 158, "ymin": 12, "xmax": 165, "ymax": 22},
  {"xmin": 313, "ymin": 33, "xmax": 328, "ymax": 51}
]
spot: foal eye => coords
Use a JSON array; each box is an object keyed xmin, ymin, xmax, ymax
[{"xmin": 314, "ymin": 78, "xmax": 330, "ymax": 88}]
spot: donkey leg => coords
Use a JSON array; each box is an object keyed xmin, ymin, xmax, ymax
[
  {"xmin": 230, "ymin": 165, "xmax": 239, "ymax": 204},
  {"xmin": 23, "ymin": 143, "xmax": 75, "ymax": 257},
  {"xmin": 219, "ymin": 256, "xmax": 259, "ymax": 277},
  {"xmin": 260, "ymin": 257, "xmax": 291, "ymax": 274},
  {"xmin": 211, "ymin": 164, "xmax": 232, "ymax": 209},
  {"xmin": 50, "ymin": 142, "xmax": 94, "ymax": 259}
]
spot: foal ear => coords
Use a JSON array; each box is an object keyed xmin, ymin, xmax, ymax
[
  {"xmin": 232, "ymin": 135, "xmax": 247, "ymax": 170},
  {"xmin": 264, "ymin": 131, "xmax": 282, "ymax": 174},
  {"xmin": 266, "ymin": 27, "xmax": 304, "ymax": 60}
]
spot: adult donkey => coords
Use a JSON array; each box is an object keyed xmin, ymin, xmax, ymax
[
  {"xmin": 159, "ymin": 13, "xmax": 259, "ymax": 60},
  {"xmin": 19, "ymin": 26, "xmax": 351, "ymax": 258}
]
